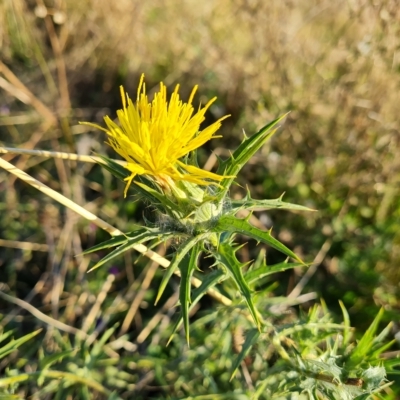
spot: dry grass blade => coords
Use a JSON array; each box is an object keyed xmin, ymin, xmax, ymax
[
  {"xmin": 81, "ymin": 274, "xmax": 116, "ymax": 333},
  {"xmin": 0, "ymin": 284, "xmax": 88, "ymax": 339},
  {"xmin": 0, "ymin": 60, "xmax": 56, "ymax": 125},
  {"xmin": 119, "ymin": 247, "xmax": 166, "ymax": 336},
  {"xmin": 136, "ymin": 292, "xmax": 180, "ymax": 344},
  {"xmin": 0, "ymin": 146, "xmax": 127, "ymax": 165},
  {"xmin": 0, "ymin": 239, "xmax": 49, "ymax": 252}
]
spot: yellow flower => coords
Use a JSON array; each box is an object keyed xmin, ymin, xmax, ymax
[{"xmin": 84, "ymin": 74, "xmax": 230, "ymax": 197}]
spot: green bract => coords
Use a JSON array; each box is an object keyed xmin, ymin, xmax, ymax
[{"xmin": 84, "ymin": 116, "xmax": 312, "ymax": 342}]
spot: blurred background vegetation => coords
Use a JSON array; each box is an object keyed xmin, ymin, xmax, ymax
[{"xmin": 0, "ymin": 0, "xmax": 399, "ymax": 398}]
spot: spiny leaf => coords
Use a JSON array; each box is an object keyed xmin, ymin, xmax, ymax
[
  {"xmin": 134, "ymin": 181, "xmax": 183, "ymax": 219},
  {"xmin": 88, "ymin": 229, "xmax": 174, "ymax": 272},
  {"xmin": 305, "ymin": 359, "xmax": 342, "ymax": 382},
  {"xmin": 230, "ymin": 328, "xmax": 260, "ymax": 380},
  {"xmin": 96, "ymin": 154, "xmax": 129, "ymax": 181},
  {"xmin": 96, "ymin": 155, "xmax": 177, "ymax": 214},
  {"xmin": 215, "ymin": 215, "xmax": 304, "ymax": 263},
  {"xmin": 0, "ymin": 329, "xmax": 42, "ymax": 361},
  {"xmin": 346, "ymin": 308, "xmax": 385, "ymax": 368},
  {"xmin": 245, "ymin": 261, "xmax": 305, "ymax": 285},
  {"xmin": 213, "ymin": 243, "xmax": 261, "ymax": 330},
  {"xmin": 82, "ymin": 227, "xmax": 147, "ymax": 255},
  {"xmin": 155, "ymin": 234, "xmax": 208, "ymax": 305},
  {"xmin": 381, "ymin": 357, "xmax": 400, "ymax": 372},
  {"xmin": 215, "ymin": 114, "xmax": 287, "ymax": 201},
  {"xmin": 339, "ymin": 300, "xmax": 351, "ymax": 347},
  {"xmin": 361, "ymin": 366, "xmax": 386, "ymax": 391},
  {"xmin": 167, "ymin": 268, "xmax": 226, "ymax": 345},
  {"xmin": 230, "ymin": 192, "xmax": 315, "ymax": 213},
  {"xmin": 179, "ymin": 242, "xmax": 202, "ymax": 344},
  {"xmin": 370, "ymin": 339, "xmax": 396, "ymax": 361},
  {"xmin": 373, "ymin": 320, "xmax": 393, "ymax": 346},
  {"xmin": 39, "ymin": 349, "xmax": 75, "ymax": 371},
  {"xmin": 183, "ymin": 147, "xmax": 200, "ymax": 168}
]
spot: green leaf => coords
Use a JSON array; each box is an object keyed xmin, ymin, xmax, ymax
[
  {"xmin": 230, "ymin": 191, "xmax": 315, "ymax": 213},
  {"xmin": 382, "ymin": 357, "xmax": 400, "ymax": 372},
  {"xmin": 245, "ymin": 261, "xmax": 304, "ymax": 285},
  {"xmin": 213, "ymin": 243, "xmax": 261, "ymax": 329},
  {"xmin": 134, "ymin": 181, "xmax": 183, "ymax": 218},
  {"xmin": 215, "ymin": 215, "xmax": 304, "ymax": 263},
  {"xmin": 361, "ymin": 366, "xmax": 386, "ymax": 391},
  {"xmin": 183, "ymin": 147, "xmax": 200, "ymax": 168},
  {"xmin": 373, "ymin": 320, "xmax": 393, "ymax": 346},
  {"xmin": 215, "ymin": 115, "xmax": 287, "ymax": 201},
  {"xmin": 167, "ymin": 268, "xmax": 226, "ymax": 345},
  {"xmin": 230, "ymin": 328, "xmax": 260, "ymax": 380},
  {"xmin": 0, "ymin": 395, "xmax": 24, "ymax": 399},
  {"xmin": 347, "ymin": 308, "xmax": 385, "ymax": 368},
  {"xmin": 155, "ymin": 234, "xmax": 208, "ymax": 305},
  {"xmin": 370, "ymin": 338, "xmax": 395, "ymax": 361},
  {"xmin": 88, "ymin": 229, "xmax": 175, "ymax": 272},
  {"xmin": 96, "ymin": 154, "xmax": 129, "ymax": 181},
  {"xmin": 180, "ymin": 394, "xmax": 248, "ymax": 400},
  {"xmin": 0, "ymin": 371, "xmax": 108, "ymax": 394},
  {"xmin": 96, "ymin": 155, "xmax": 177, "ymax": 213},
  {"xmin": 38, "ymin": 348, "xmax": 76, "ymax": 386},
  {"xmin": 353, "ymin": 395, "xmax": 372, "ymax": 400},
  {"xmin": 132, "ymin": 178, "xmax": 170, "ymax": 209},
  {"xmin": 339, "ymin": 300, "xmax": 351, "ymax": 347},
  {"xmin": 91, "ymin": 324, "xmax": 118, "ymax": 357},
  {"xmin": 179, "ymin": 242, "xmax": 202, "ymax": 344},
  {"xmin": 0, "ymin": 331, "xmax": 14, "ymax": 345},
  {"xmin": 0, "ymin": 329, "xmax": 42, "ymax": 360},
  {"xmin": 81, "ymin": 228, "xmax": 146, "ymax": 255},
  {"xmin": 39, "ymin": 349, "xmax": 75, "ymax": 371}
]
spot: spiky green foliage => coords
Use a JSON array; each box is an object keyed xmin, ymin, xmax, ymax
[
  {"xmin": 2, "ymin": 119, "xmax": 390, "ymax": 398},
  {"xmin": 0, "ymin": 325, "xmax": 138, "ymax": 399},
  {"xmin": 83, "ymin": 118, "xmax": 308, "ymax": 342},
  {"xmin": 62, "ymin": 117, "xmax": 396, "ymax": 398}
]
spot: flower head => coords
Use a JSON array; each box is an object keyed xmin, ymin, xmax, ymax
[{"xmin": 85, "ymin": 74, "xmax": 229, "ymax": 197}]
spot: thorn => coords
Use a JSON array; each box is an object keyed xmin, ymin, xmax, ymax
[
  {"xmin": 154, "ymin": 294, "xmax": 161, "ymax": 306},
  {"xmin": 210, "ymin": 261, "xmax": 219, "ymax": 268},
  {"xmin": 235, "ymin": 182, "xmax": 244, "ymax": 190},
  {"xmin": 245, "ymin": 186, "xmax": 252, "ymax": 200},
  {"xmin": 215, "ymin": 154, "xmax": 225, "ymax": 165},
  {"xmin": 241, "ymin": 260, "xmax": 252, "ymax": 269},
  {"xmin": 233, "ymin": 242, "xmax": 247, "ymax": 252},
  {"xmin": 166, "ymin": 335, "xmax": 174, "ymax": 347},
  {"xmin": 244, "ymin": 211, "xmax": 253, "ymax": 222},
  {"xmin": 262, "ymin": 256, "xmax": 267, "ymax": 267},
  {"xmin": 228, "ymin": 233, "xmax": 237, "ymax": 243}
]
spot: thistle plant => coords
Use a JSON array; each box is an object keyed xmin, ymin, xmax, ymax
[
  {"xmin": 0, "ymin": 73, "xmax": 397, "ymax": 398},
  {"xmin": 81, "ymin": 74, "xmax": 310, "ymax": 342}
]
